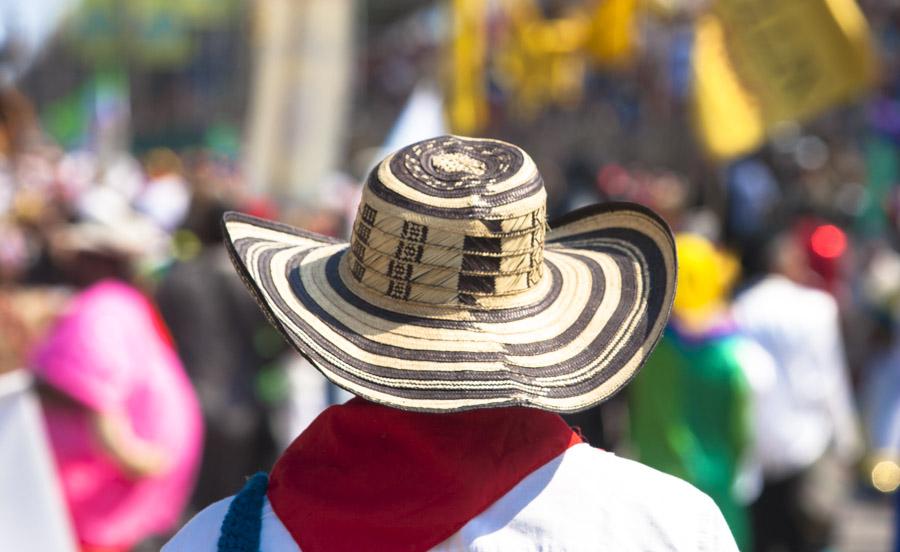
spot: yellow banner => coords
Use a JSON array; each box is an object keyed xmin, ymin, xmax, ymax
[
  {"xmin": 691, "ymin": 14, "xmax": 765, "ymax": 159},
  {"xmin": 448, "ymin": 0, "xmax": 488, "ymax": 134},
  {"xmin": 693, "ymin": 0, "xmax": 876, "ymax": 160},
  {"xmin": 588, "ymin": 0, "xmax": 638, "ymax": 66}
]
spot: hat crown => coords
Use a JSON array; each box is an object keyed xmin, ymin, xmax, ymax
[{"xmin": 343, "ymin": 135, "xmax": 547, "ymax": 309}]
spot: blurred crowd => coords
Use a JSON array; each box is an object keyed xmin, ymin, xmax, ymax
[
  {"xmin": 3, "ymin": 82, "xmax": 900, "ymax": 550},
  {"xmin": 0, "ymin": 0, "xmax": 899, "ymax": 551},
  {"xmin": 0, "ymin": 83, "xmax": 365, "ymax": 549}
]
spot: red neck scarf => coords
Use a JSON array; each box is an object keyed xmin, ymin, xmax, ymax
[{"xmin": 267, "ymin": 398, "xmax": 581, "ymax": 552}]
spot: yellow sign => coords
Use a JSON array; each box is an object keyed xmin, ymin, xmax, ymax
[{"xmin": 693, "ymin": 0, "xmax": 876, "ymax": 159}]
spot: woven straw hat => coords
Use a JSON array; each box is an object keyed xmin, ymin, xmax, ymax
[{"xmin": 224, "ymin": 136, "xmax": 676, "ymax": 413}]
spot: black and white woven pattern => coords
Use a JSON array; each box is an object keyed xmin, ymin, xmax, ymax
[{"xmin": 223, "ymin": 136, "xmax": 676, "ymax": 413}]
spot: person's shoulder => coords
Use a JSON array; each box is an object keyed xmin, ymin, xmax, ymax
[
  {"xmin": 63, "ymin": 280, "xmax": 149, "ymax": 330},
  {"xmin": 566, "ymin": 445, "xmax": 717, "ymax": 509},
  {"xmin": 733, "ymin": 275, "xmax": 785, "ymax": 305},
  {"xmin": 163, "ymin": 496, "xmax": 233, "ymax": 552},
  {"xmin": 571, "ymin": 447, "xmax": 738, "ymax": 549},
  {"xmin": 796, "ymin": 283, "xmax": 838, "ymax": 314},
  {"xmin": 734, "ymin": 275, "xmax": 836, "ymax": 320},
  {"xmin": 476, "ymin": 444, "xmax": 739, "ymax": 551},
  {"xmin": 80, "ymin": 279, "xmax": 143, "ymax": 306},
  {"xmin": 163, "ymin": 494, "xmax": 299, "ymax": 551},
  {"xmin": 728, "ymin": 336, "xmax": 777, "ymax": 391}
]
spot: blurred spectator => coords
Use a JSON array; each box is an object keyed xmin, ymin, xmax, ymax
[
  {"xmin": 863, "ymin": 321, "xmax": 900, "ymax": 482},
  {"xmin": 725, "ymin": 158, "xmax": 781, "ymax": 243},
  {"xmin": 29, "ymin": 215, "xmax": 202, "ymax": 552},
  {"xmin": 732, "ymin": 229, "xmax": 862, "ymax": 552},
  {"xmin": 859, "ymin": 243, "xmax": 900, "ymax": 550},
  {"xmin": 629, "ymin": 233, "xmax": 775, "ymax": 550},
  {"xmin": 862, "ymin": 329, "xmax": 900, "ymax": 551},
  {"xmin": 0, "ymin": 285, "xmax": 79, "ymax": 551},
  {"xmin": 155, "ymin": 197, "xmax": 283, "ymax": 509},
  {"xmin": 0, "ymin": 87, "xmax": 40, "ymax": 160},
  {"xmin": 135, "ymin": 148, "xmax": 192, "ymax": 232}
]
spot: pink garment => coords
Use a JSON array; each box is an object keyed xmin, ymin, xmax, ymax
[{"xmin": 32, "ymin": 280, "xmax": 203, "ymax": 549}]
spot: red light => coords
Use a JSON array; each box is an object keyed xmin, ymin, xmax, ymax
[{"xmin": 810, "ymin": 224, "xmax": 847, "ymax": 259}]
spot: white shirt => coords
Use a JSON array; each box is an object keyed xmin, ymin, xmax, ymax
[
  {"xmin": 164, "ymin": 443, "xmax": 737, "ymax": 551},
  {"xmin": 732, "ymin": 275, "xmax": 861, "ymax": 478}
]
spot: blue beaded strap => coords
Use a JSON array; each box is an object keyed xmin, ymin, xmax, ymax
[{"xmin": 217, "ymin": 472, "xmax": 269, "ymax": 552}]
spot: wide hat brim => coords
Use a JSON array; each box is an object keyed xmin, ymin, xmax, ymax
[{"xmin": 223, "ymin": 202, "xmax": 676, "ymax": 414}]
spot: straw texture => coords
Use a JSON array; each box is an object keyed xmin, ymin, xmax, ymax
[{"xmin": 223, "ymin": 136, "xmax": 676, "ymax": 413}]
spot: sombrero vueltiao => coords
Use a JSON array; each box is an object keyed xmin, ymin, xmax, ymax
[{"xmin": 223, "ymin": 136, "xmax": 676, "ymax": 413}]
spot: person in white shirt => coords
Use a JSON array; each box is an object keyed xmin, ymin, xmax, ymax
[
  {"xmin": 732, "ymin": 231, "xmax": 861, "ymax": 552},
  {"xmin": 165, "ymin": 136, "xmax": 737, "ymax": 551}
]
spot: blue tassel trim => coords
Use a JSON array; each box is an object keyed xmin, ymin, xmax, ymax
[{"xmin": 217, "ymin": 472, "xmax": 269, "ymax": 552}]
